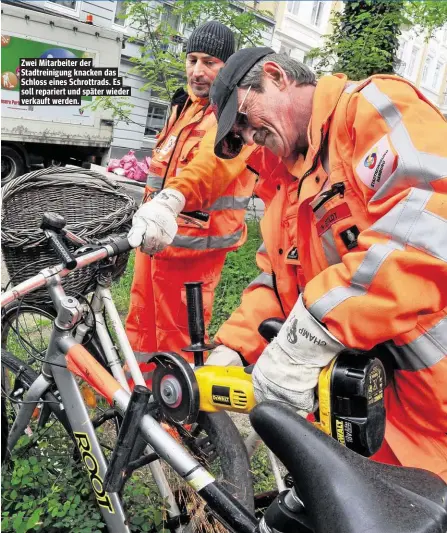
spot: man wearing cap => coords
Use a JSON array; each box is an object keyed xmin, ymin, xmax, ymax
[
  {"xmin": 126, "ymin": 22, "xmax": 260, "ymax": 365},
  {"xmin": 208, "ymin": 48, "xmax": 447, "ymax": 481}
]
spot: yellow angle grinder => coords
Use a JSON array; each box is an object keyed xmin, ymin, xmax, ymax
[{"xmin": 152, "ymin": 282, "xmax": 386, "ymax": 457}]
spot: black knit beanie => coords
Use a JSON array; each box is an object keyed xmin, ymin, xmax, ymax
[{"xmin": 186, "ymin": 21, "xmax": 235, "ymax": 63}]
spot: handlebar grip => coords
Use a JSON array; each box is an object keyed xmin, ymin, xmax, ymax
[
  {"xmin": 184, "ymin": 282, "xmax": 206, "ymax": 346},
  {"xmin": 46, "ymin": 231, "xmax": 77, "ymax": 270},
  {"xmin": 106, "ymin": 235, "xmax": 133, "ymax": 256}
]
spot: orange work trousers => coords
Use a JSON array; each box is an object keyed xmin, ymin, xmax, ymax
[{"xmin": 126, "ymin": 248, "xmax": 227, "ymax": 363}]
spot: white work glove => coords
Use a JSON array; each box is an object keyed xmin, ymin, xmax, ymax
[
  {"xmin": 127, "ymin": 188, "xmax": 185, "ymax": 254},
  {"xmin": 252, "ymin": 294, "xmax": 344, "ymax": 416},
  {"xmin": 205, "ymin": 345, "xmax": 243, "ymax": 366}
]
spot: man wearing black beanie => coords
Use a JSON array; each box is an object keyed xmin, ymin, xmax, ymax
[{"xmin": 127, "ymin": 22, "xmax": 262, "ymax": 365}]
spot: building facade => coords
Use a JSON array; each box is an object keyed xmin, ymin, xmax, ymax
[
  {"xmin": 265, "ymin": 1, "xmax": 446, "ymax": 117},
  {"xmin": 396, "ymin": 25, "xmax": 447, "ymax": 117},
  {"xmin": 14, "ymin": 0, "xmax": 274, "ymax": 160},
  {"xmin": 258, "ymin": 1, "xmax": 335, "ymax": 63}
]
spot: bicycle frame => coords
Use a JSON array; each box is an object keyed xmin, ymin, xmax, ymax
[{"xmin": 5, "ymin": 266, "xmax": 258, "ymax": 533}]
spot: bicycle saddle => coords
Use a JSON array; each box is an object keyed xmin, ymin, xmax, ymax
[{"xmin": 250, "ymin": 402, "xmax": 447, "ymax": 533}]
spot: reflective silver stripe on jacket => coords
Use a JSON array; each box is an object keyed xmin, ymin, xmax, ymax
[
  {"xmin": 172, "ymin": 229, "xmax": 243, "ymax": 250},
  {"xmin": 386, "ymin": 316, "xmax": 447, "ymax": 371},
  {"xmin": 257, "ymin": 242, "xmax": 267, "ymax": 255},
  {"xmin": 372, "ymin": 189, "xmax": 447, "ymax": 263},
  {"xmin": 208, "ymin": 196, "xmax": 251, "ymax": 211},
  {"xmin": 309, "ymin": 188, "xmax": 446, "ymax": 321},
  {"xmin": 359, "ymin": 82, "xmax": 447, "ymax": 201},
  {"xmin": 146, "ymin": 174, "xmax": 163, "ymax": 190},
  {"xmin": 247, "ymin": 272, "xmax": 274, "ymax": 290}
]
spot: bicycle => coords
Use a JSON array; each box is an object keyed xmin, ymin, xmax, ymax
[
  {"xmin": 1, "ymin": 212, "xmax": 253, "ymax": 531},
  {"xmin": 1, "ymin": 210, "xmax": 287, "ymax": 509},
  {"xmin": 2, "ymin": 213, "xmax": 446, "ymax": 533}
]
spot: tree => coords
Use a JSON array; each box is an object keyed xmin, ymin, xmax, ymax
[
  {"xmin": 87, "ymin": 0, "xmax": 272, "ymax": 122},
  {"xmin": 125, "ymin": 0, "xmax": 271, "ymax": 101},
  {"xmin": 308, "ymin": 0, "xmax": 447, "ymax": 80}
]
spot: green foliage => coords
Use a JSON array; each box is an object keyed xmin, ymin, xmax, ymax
[
  {"xmin": 126, "ymin": 0, "xmax": 269, "ymax": 101},
  {"xmin": 405, "ymin": 0, "xmax": 447, "ymax": 38},
  {"xmin": 210, "ymin": 218, "xmax": 262, "ymax": 337},
  {"xmin": 250, "ymin": 443, "xmax": 277, "ymax": 494},
  {"xmin": 1, "ymin": 435, "xmax": 104, "ymax": 533},
  {"xmin": 308, "ymin": 0, "xmax": 405, "ymax": 80},
  {"xmin": 308, "ymin": 0, "xmax": 447, "ymax": 80}
]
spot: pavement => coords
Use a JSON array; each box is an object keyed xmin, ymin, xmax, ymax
[{"xmin": 1, "ymin": 165, "xmax": 265, "ymax": 287}]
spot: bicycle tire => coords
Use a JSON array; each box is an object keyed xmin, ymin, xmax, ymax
[
  {"xmin": 1, "ymin": 388, "xmax": 8, "ymax": 464},
  {"xmin": 196, "ymin": 411, "xmax": 255, "ymax": 511},
  {"xmin": 1, "ymin": 302, "xmax": 56, "ymax": 368},
  {"xmin": 1, "ymin": 348, "xmax": 72, "ymax": 437}
]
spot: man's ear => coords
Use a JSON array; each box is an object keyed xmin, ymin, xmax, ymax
[{"xmin": 262, "ymin": 61, "xmax": 288, "ymax": 89}]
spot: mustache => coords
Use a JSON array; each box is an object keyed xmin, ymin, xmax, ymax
[{"xmin": 253, "ymin": 128, "xmax": 269, "ymax": 146}]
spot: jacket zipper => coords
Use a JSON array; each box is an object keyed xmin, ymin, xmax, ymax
[
  {"xmin": 312, "ymin": 182, "xmax": 345, "ymax": 212},
  {"xmin": 297, "ymin": 126, "xmax": 325, "ymax": 199},
  {"xmin": 160, "ymin": 107, "xmax": 207, "ymax": 190}
]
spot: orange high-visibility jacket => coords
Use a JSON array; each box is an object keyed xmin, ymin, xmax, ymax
[
  {"xmin": 214, "ymin": 74, "xmax": 447, "ymax": 481},
  {"xmin": 125, "ymin": 87, "xmax": 260, "ymax": 365},
  {"xmin": 145, "ymin": 87, "xmax": 259, "ymax": 257}
]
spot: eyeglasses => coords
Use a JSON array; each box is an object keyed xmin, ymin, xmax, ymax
[{"xmin": 220, "ymin": 85, "xmax": 252, "ymax": 159}]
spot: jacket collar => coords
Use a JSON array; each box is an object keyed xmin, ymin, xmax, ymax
[
  {"xmin": 285, "ymin": 74, "xmax": 347, "ymax": 182},
  {"xmin": 187, "ymin": 85, "xmax": 209, "ymax": 107},
  {"xmin": 308, "ymin": 73, "xmax": 347, "ymax": 150}
]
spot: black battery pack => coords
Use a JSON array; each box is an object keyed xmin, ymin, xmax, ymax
[{"xmin": 330, "ymin": 349, "xmax": 386, "ymax": 457}]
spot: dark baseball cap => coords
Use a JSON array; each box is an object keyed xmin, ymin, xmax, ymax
[{"xmin": 210, "ymin": 46, "xmax": 274, "ymax": 159}]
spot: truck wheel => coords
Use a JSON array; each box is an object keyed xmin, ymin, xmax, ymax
[
  {"xmin": 1, "ymin": 146, "xmax": 25, "ymax": 181},
  {"xmin": 44, "ymin": 158, "xmax": 66, "ymax": 168}
]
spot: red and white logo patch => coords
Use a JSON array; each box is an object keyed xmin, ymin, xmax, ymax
[{"xmin": 356, "ymin": 135, "xmax": 396, "ymax": 191}]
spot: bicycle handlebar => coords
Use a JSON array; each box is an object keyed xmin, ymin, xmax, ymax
[{"xmin": 0, "ymin": 235, "xmax": 133, "ymax": 309}]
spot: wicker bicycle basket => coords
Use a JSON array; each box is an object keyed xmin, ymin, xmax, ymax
[{"xmin": 1, "ymin": 167, "xmax": 137, "ymax": 306}]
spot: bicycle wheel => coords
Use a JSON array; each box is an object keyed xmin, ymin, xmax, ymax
[
  {"xmin": 1, "ymin": 348, "xmax": 71, "ymax": 444},
  {"xmin": 1, "ymin": 302, "xmax": 56, "ymax": 373},
  {"xmin": 154, "ymin": 411, "xmax": 253, "ymax": 532},
  {"xmin": 1, "ymin": 388, "xmax": 8, "ymax": 464}
]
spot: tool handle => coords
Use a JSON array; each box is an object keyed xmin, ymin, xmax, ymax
[{"xmin": 184, "ymin": 282, "xmax": 206, "ymax": 347}]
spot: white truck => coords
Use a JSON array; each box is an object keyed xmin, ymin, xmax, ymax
[{"xmin": 1, "ymin": 3, "xmax": 124, "ymax": 180}]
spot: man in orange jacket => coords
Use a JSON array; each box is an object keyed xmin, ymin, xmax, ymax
[
  {"xmin": 126, "ymin": 23, "xmax": 259, "ymax": 364},
  {"xmin": 206, "ymin": 48, "xmax": 447, "ymax": 481}
]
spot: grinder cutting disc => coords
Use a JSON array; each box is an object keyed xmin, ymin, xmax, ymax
[{"xmin": 152, "ymin": 353, "xmax": 200, "ymax": 425}]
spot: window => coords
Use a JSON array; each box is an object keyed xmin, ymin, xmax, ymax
[
  {"xmin": 114, "ymin": 2, "xmax": 127, "ymax": 26},
  {"xmin": 161, "ymin": 5, "xmax": 180, "ymax": 31},
  {"xmin": 145, "ymin": 103, "xmax": 168, "ymax": 137},
  {"xmin": 311, "ymin": 1, "xmax": 324, "ymax": 27},
  {"xmin": 422, "ymin": 56, "xmax": 433, "ymax": 84},
  {"xmin": 45, "ymin": 1, "xmax": 80, "ymax": 15},
  {"xmin": 433, "ymin": 62, "xmax": 443, "ymax": 89},
  {"xmin": 287, "ymin": 1, "xmax": 300, "ymax": 16},
  {"xmin": 407, "ymin": 46, "xmax": 419, "ymax": 76},
  {"xmin": 280, "ymin": 44, "xmax": 292, "ymax": 56}
]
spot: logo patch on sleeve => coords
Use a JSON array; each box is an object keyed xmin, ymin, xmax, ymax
[{"xmin": 356, "ymin": 135, "xmax": 396, "ymax": 191}]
